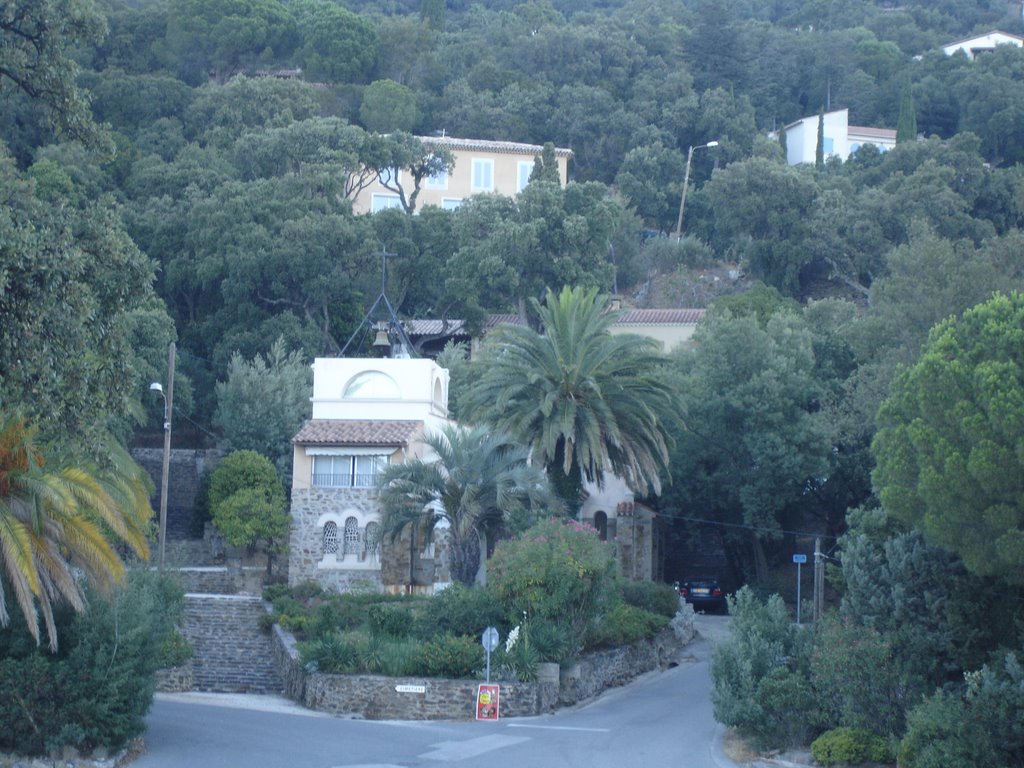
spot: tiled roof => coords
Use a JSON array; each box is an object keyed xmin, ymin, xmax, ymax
[
  {"xmin": 418, "ymin": 135, "xmax": 574, "ymax": 158},
  {"xmin": 848, "ymin": 125, "xmax": 897, "ymax": 140},
  {"xmin": 615, "ymin": 308, "xmax": 706, "ymax": 325},
  {"xmin": 404, "ymin": 310, "xmax": 706, "ymax": 338},
  {"xmin": 403, "ymin": 319, "xmax": 471, "ymax": 337},
  {"xmin": 485, "ymin": 314, "xmax": 520, "ymax": 329},
  {"xmin": 292, "ymin": 420, "xmax": 423, "ymax": 446}
]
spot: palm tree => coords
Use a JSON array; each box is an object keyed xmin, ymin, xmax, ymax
[
  {"xmin": 461, "ymin": 286, "xmax": 677, "ymax": 511},
  {"xmin": 376, "ymin": 424, "xmax": 553, "ymax": 586},
  {"xmin": 0, "ymin": 412, "xmax": 152, "ymax": 650}
]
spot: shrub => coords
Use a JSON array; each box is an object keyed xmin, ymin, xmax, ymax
[
  {"xmin": 811, "ymin": 727, "xmax": 895, "ymax": 766},
  {"xmin": 417, "ymin": 634, "xmax": 482, "ymax": 679},
  {"xmin": 710, "ymin": 587, "xmax": 819, "ymax": 751},
  {"xmin": 811, "ymin": 614, "xmax": 903, "ymax": 736},
  {"xmin": 378, "ymin": 639, "xmax": 422, "ymax": 677},
  {"xmin": 494, "ymin": 631, "xmax": 540, "ymax": 682},
  {"xmin": 290, "ymin": 581, "xmax": 325, "ymax": 601},
  {"xmin": 618, "ymin": 579, "xmax": 680, "ymax": 618},
  {"xmin": 899, "ymin": 652, "xmax": 1024, "ymax": 768},
  {"xmin": 417, "ymin": 582, "xmax": 505, "ymax": 640},
  {"xmin": 524, "ymin": 616, "xmax": 573, "ymax": 664},
  {"xmin": 263, "ymin": 583, "xmax": 293, "ymax": 602},
  {"xmin": 299, "ymin": 633, "xmax": 359, "ymax": 674},
  {"xmin": 0, "ymin": 571, "xmax": 186, "ymax": 756},
  {"xmin": 368, "ymin": 604, "xmax": 414, "ymax": 639},
  {"xmin": 488, "ymin": 518, "xmax": 616, "ymax": 660},
  {"xmin": 308, "ymin": 598, "xmax": 365, "ymax": 637},
  {"xmin": 587, "ymin": 600, "xmax": 668, "ymax": 648}
]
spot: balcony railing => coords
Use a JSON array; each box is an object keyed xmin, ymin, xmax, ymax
[{"xmin": 312, "ymin": 473, "xmax": 380, "ymax": 489}]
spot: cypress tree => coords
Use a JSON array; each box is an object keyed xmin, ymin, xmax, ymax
[
  {"xmin": 896, "ymin": 75, "xmax": 917, "ymax": 143},
  {"xmin": 815, "ymin": 108, "xmax": 825, "ymax": 169}
]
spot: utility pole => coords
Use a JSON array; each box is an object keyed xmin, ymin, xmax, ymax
[
  {"xmin": 672, "ymin": 140, "xmax": 719, "ymax": 241},
  {"xmin": 813, "ymin": 537, "xmax": 824, "ymax": 623},
  {"xmin": 158, "ymin": 342, "xmax": 175, "ymax": 571}
]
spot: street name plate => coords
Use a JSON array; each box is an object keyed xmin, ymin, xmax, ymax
[
  {"xmin": 793, "ymin": 554, "xmax": 807, "ymax": 564},
  {"xmin": 395, "ymin": 684, "xmax": 426, "ymax": 694}
]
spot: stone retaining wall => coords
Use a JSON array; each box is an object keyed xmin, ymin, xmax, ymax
[
  {"xmin": 269, "ymin": 606, "xmax": 693, "ymax": 720},
  {"xmin": 172, "ymin": 566, "xmax": 269, "ymax": 595}
]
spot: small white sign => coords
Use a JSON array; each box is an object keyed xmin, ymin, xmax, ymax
[{"xmin": 395, "ymin": 684, "xmax": 426, "ymax": 694}]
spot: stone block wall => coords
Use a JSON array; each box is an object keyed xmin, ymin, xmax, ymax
[
  {"xmin": 268, "ymin": 614, "xmax": 688, "ymax": 720},
  {"xmin": 557, "ymin": 626, "xmax": 681, "ymax": 706},
  {"xmin": 133, "ymin": 448, "xmax": 220, "ymax": 540},
  {"xmin": 288, "ymin": 487, "xmax": 380, "ymax": 586}
]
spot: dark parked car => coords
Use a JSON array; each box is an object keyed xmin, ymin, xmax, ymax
[{"xmin": 676, "ymin": 577, "xmax": 727, "ymax": 613}]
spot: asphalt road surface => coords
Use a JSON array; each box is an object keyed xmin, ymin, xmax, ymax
[{"xmin": 135, "ymin": 614, "xmax": 737, "ymax": 768}]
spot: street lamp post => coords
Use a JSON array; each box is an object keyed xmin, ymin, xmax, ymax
[
  {"xmin": 672, "ymin": 140, "xmax": 719, "ymax": 241},
  {"xmin": 149, "ymin": 341, "xmax": 176, "ymax": 572}
]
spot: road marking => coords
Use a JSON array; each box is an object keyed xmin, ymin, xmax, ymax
[
  {"xmin": 419, "ymin": 734, "xmax": 530, "ymax": 761},
  {"xmin": 506, "ymin": 724, "xmax": 610, "ymax": 733}
]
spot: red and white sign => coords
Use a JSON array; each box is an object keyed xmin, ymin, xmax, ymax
[{"xmin": 475, "ymin": 684, "xmax": 499, "ymax": 721}]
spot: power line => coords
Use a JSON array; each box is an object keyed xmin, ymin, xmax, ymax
[{"xmin": 655, "ymin": 509, "xmax": 840, "ymax": 541}]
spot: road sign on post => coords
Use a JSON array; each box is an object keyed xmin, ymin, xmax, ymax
[{"xmin": 481, "ymin": 626, "xmax": 499, "ymax": 683}]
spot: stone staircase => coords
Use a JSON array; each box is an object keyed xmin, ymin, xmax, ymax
[{"xmin": 182, "ymin": 593, "xmax": 284, "ymax": 694}]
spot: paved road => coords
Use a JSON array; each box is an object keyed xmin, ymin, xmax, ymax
[{"xmin": 136, "ymin": 616, "xmax": 737, "ymax": 768}]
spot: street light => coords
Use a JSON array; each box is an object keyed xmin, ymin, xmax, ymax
[
  {"xmin": 149, "ymin": 342, "xmax": 175, "ymax": 572},
  {"xmin": 672, "ymin": 140, "xmax": 719, "ymax": 241}
]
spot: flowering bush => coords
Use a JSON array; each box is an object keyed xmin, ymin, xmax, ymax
[{"xmin": 488, "ymin": 518, "xmax": 617, "ymax": 662}]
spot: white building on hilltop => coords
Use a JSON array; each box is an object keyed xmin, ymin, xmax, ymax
[
  {"xmin": 780, "ymin": 108, "xmax": 897, "ymax": 166},
  {"xmin": 942, "ymin": 31, "xmax": 1024, "ymax": 60}
]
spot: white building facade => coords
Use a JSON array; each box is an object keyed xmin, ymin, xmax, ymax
[{"xmin": 781, "ymin": 108, "xmax": 896, "ymax": 166}]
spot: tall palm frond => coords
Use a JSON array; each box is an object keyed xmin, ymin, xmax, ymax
[
  {"xmin": 376, "ymin": 424, "xmax": 553, "ymax": 585},
  {"xmin": 0, "ymin": 411, "xmax": 154, "ymax": 650},
  {"xmin": 461, "ymin": 286, "xmax": 677, "ymax": 509}
]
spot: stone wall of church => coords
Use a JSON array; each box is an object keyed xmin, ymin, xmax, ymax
[{"xmin": 289, "ymin": 486, "xmax": 449, "ymax": 593}]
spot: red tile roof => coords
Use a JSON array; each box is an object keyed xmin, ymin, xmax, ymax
[{"xmin": 292, "ymin": 420, "xmax": 423, "ymax": 446}]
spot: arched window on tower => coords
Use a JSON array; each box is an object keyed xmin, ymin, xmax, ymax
[
  {"xmin": 343, "ymin": 516, "xmax": 361, "ymax": 558},
  {"xmin": 322, "ymin": 521, "xmax": 339, "ymax": 555}
]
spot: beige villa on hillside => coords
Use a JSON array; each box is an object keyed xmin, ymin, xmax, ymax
[{"xmin": 351, "ymin": 136, "xmax": 573, "ymax": 215}]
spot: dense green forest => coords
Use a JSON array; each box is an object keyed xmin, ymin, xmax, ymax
[
  {"xmin": 4, "ymin": 0, "xmax": 1024, "ymax": 563},
  {"xmin": 3, "ymin": 0, "xmax": 1024, "ymax": 760}
]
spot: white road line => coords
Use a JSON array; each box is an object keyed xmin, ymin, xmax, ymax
[
  {"xmin": 419, "ymin": 734, "xmax": 530, "ymax": 761},
  {"xmin": 506, "ymin": 724, "xmax": 611, "ymax": 732}
]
